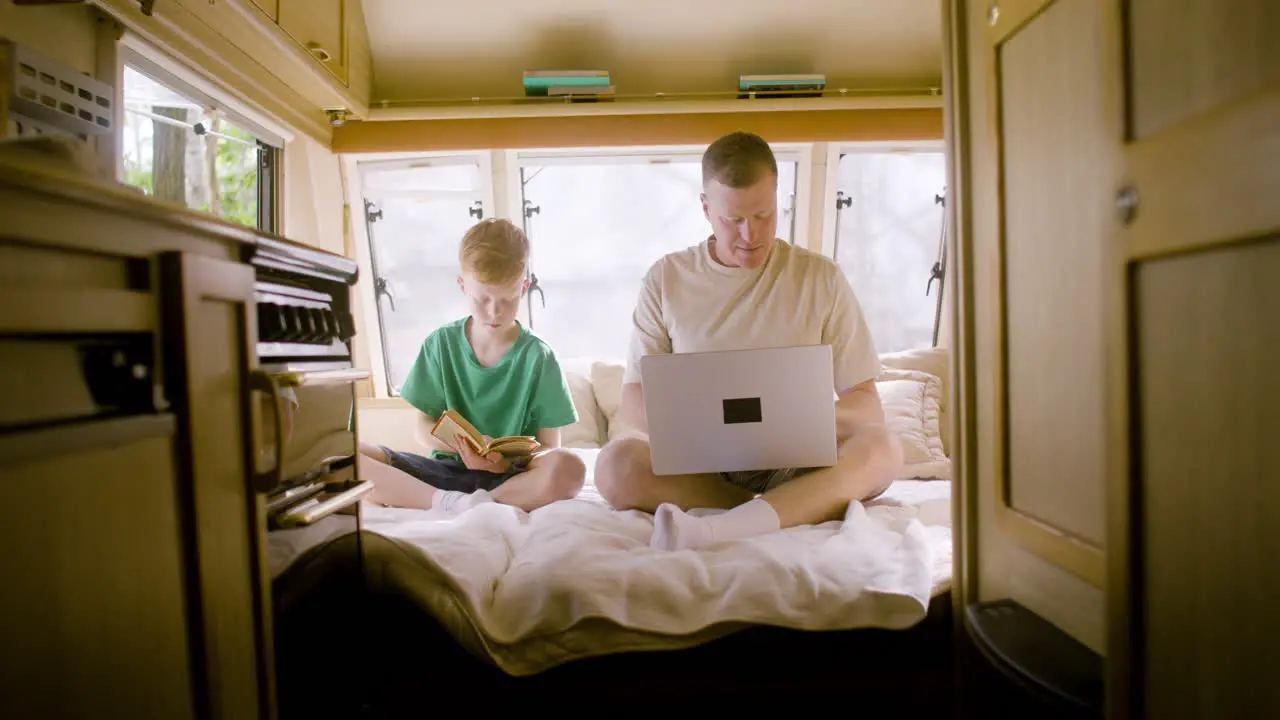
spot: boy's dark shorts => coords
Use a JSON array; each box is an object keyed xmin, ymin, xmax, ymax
[{"xmin": 380, "ymin": 447, "xmax": 525, "ymax": 493}]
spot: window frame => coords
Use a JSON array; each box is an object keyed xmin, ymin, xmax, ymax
[
  {"xmin": 819, "ymin": 140, "xmax": 946, "ymax": 259},
  {"xmin": 507, "ymin": 144, "xmax": 812, "ymax": 337},
  {"xmin": 820, "ymin": 140, "xmax": 949, "ymax": 353},
  {"xmin": 119, "ymin": 40, "xmax": 287, "ymax": 234},
  {"xmin": 350, "ymin": 151, "xmax": 497, "ymax": 399}
]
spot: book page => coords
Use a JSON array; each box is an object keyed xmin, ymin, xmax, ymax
[{"xmin": 431, "ymin": 412, "xmax": 482, "ymax": 453}]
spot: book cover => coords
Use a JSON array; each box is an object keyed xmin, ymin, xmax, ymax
[{"xmin": 430, "ymin": 409, "xmax": 540, "ymax": 457}]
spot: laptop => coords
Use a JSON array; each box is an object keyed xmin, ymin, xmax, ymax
[{"xmin": 639, "ymin": 345, "xmax": 838, "ymax": 476}]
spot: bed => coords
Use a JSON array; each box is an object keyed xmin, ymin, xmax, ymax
[{"xmin": 273, "ymin": 348, "xmax": 956, "ymax": 715}]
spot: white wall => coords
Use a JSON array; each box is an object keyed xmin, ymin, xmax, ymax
[
  {"xmin": 283, "ymin": 134, "xmax": 346, "ymax": 255},
  {"xmin": 358, "ymin": 404, "xmax": 430, "ymax": 453}
]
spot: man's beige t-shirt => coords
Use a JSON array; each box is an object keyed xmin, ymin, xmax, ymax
[{"xmin": 623, "ymin": 238, "xmax": 881, "ymax": 392}]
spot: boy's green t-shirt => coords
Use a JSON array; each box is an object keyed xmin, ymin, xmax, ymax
[{"xmin": 399, "ymin": 318, "xmax": 578, "ymax": 461}]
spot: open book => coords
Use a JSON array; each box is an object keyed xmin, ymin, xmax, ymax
[{"xmin": 430, "ymin": 409, "xmax": 541, "ymax": 457}]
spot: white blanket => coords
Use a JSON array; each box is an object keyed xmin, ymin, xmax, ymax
[{"xmin": 359, "ymin": 448, "xmax": 952, "ymax": 676}]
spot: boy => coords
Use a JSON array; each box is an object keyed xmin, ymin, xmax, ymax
[{"xmin": 358, "ymin": 218, "xmax": 585, "ymax": 514}]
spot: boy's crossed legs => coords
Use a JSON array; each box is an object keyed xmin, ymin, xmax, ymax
[{"xmin": 358, "ymin": 442, "xmax": 585, "ymax": 513}]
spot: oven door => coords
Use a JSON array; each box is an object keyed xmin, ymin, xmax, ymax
[
  {"xmin": 253, "ymin": 362, "xmax": 373, "ymax": 582},
  {"xmin": 254, "ymin": 362, "xmax": 368, "ymax": 492}
]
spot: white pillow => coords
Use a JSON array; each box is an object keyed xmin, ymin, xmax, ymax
[
  {"xmin": 557, "ymin": 358, "xmax": 606, "ymax": 448},
  {"xmin": 879, "ymin": 346, "xmax": 952, "ymax": 455},
  {"xmin": 876, "ymin": 368, "xmax": 950, "ymax": 480}
]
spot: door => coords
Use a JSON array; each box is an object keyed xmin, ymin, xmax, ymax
[
  {"xmin": 1110, "ymin": 1, "xmax": 1280, "ymax": 717},
  {"xmin": 159, "ymin": 252, "xmax": 273, "ymax": 720},
  {"xmin": 952, "ymin": 0, "xmax": 1115, "ymax": 667}
]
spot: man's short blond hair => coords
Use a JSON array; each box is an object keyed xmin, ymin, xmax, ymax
[
  {"xmin": 702, "ymin": 131, "xmax": 779, "ymax": 189},
  {"xmin": 458, "ymin": 218, "xmax": 529, "ymax": 285}
]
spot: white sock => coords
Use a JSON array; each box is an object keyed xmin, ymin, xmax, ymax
[
  {"xmin": 431, "ymin": 489, "xmax": 494, "ymax": 514},
  {"xmin": 651, "ymin": 498, "xmax": 781, "ymax": 551}
]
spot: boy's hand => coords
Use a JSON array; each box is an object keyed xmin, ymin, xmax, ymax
[{"xmin": 453, "ymin": 434, "xmax": 510, "ymax": 474}]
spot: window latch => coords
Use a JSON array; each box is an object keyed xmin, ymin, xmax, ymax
[
  {"xmin": 528, "ymin": 273, "xmax": 546, "ymax": 308},
  {"xmin": 374, "ymin": 276, "xmax": 396, "ymax": 311}
]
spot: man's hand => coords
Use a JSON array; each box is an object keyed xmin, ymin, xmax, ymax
[{"xmin": 453, "ymin": 434, "xmax": 511, "ymax": 474}]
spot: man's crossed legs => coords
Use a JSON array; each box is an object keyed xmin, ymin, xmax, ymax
[{"xmin": 594, "ymin": 429, "xmax": 901, "ymax": 551}]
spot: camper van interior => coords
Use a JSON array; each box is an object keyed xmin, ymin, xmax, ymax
[{"xmin": 2, "ymin": 0, "xmax": 1276, "ymax": 717}]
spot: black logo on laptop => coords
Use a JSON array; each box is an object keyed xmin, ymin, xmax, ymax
[{"xmin": 722, "ymin": 397, "xmax": 762, "ymax": 425}]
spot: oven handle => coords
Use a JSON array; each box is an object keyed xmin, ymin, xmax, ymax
[
  {"xmin": 275, "ymin": 480, "xmax": 375, "ymax": 529},
  {"xmin": 272, "ymin": 368, "xmax": 372, "ymax": 387},
  {"xmin": 248, "ymin": 369, "xmax": 285, "ymax": 493}
]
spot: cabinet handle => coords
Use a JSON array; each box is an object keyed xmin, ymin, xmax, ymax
[
  {"xmin": 275, "ymin": 480, "xmax": 374, "ymax": 528},
  {"xmin": 249, "ymin": 369, "xmax": 285, "ymax": 493},
  {"xmin": 306, "ymin": 43, "xmax": 332, "ymax": 63},
  {"xmin": 270, "ymin": 368, "xmax": 371, "ymax": 388}
]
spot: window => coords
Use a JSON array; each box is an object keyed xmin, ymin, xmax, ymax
[
  {"xmin": 121, "ymin": 59, "xmax": 280, "ymax": 231},
  {"xmin": 516, "ymin": 150, "xmax": 800, "ymax": 361},
  {"xmin": 359, "ymin": 156, "xmax": 493, "ymax": 395},
  {"xmin": 831, "ymin": 149, "xmax": 947, "ymax": 354}
]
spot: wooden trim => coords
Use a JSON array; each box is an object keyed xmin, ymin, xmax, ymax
[
  {"xmin": 357, "ymin": 396, "xmax": 413, "ymax": 411},
  {"xmin": 0, "ymin": 287, "xmax": 155, "ymax": 334},
  {"xmin": 92, "ymin": 8, "xmax": 125, "ymax": 181},
  {"xmin": 1103, "ymin": 1, "xmax": 1137, "ymax": 716},
  {"xmin": 332, "ymin": 107, "xmax": 944, "ymax": 153},
  {"xmin": 0, "ymin": 414, "xmax": 175, "ymax": 467},
  {"xmin": 943, "ymin": 0, "xmax": 977, "ymax": 623},
  {"xmin": 1122, "ymin": 88, "xmax": 1280, "ymax": 262},
  {"xmin": 986, "ymin": 0, "xmax": 1057, "ymax": 45},
  {"xmin": 367, "ymin": 94, "xmax": 944, "ymax": 121},
  {"xmin": 988, "ymin": 0, "xmax": 1106, "ymax": 589}
]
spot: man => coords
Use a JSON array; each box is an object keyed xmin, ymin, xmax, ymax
[{"xmin": 593, "ymin": 130, "xmax": 903, "ymax": 551}]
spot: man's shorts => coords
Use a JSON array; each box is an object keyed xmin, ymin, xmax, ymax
[
  {"xmin": 381, "ymin": 447, "xmax": 525, "ymax": 493},
  {"xmin": 720, "ymin": 467, "xmax": 817, "ymax": 495}
]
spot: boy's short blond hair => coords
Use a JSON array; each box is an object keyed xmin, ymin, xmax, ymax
[{"xmin": 458, "ymin": 218, "xmax": 529, "ymax": 285}]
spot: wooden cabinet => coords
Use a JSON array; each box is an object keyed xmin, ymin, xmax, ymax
[
  {"xmin": 0, "ymin": 156, "xmax": 273, "ymax": 718},
  {"xmin": 0, "ymin": 420, "xmax": 197, "ymax": 719},
  {"xmin": 277, "ymin": 0, "xmax": 347, "ymax": 85},
  {"xmin": 950, "ymin": 0, "xmax": 1280, "ymax": 715},
  {"xmin": 1112, "ymin": 1, "xmax": 1280, "ymax": 718}
]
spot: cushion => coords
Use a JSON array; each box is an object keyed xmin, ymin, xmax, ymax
[
  {"xmin": 589, "ymin": 361, "xmax": 628, "ymax": 442},
  {"xmin": 557, "ymin": 358, "xmax": 606, "ymax": 448},
  {"xmin": 879, "ymin": 346, "xmax": 952, "ymax": 455},
  {"xmin": 876, "ymin": 369, "xmax": 950, "ymax": 480}
]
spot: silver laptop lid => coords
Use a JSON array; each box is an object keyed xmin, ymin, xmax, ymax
[{"xmin": 639, "ymin": 345, "xmax": 838, "ymax": 476}]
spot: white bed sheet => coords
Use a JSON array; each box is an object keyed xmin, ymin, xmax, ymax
[{"xmin": 360, "ymin": 448, "xmax": 953, "ymax": 676}]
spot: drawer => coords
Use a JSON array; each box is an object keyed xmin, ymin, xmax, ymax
[{"xmin": 0, "ymin": 242, "xmax": 153, "ymax": 335}]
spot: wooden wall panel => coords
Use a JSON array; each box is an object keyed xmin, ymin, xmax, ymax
[
  {"xmin": 1127, "ymin": 0, "xmax": 1280, "ymax": 139},
  {"xmin": 998, "ymin": 0, "xmax": 1110, "ymax": 546},
  {"xmin": 1136, "ymin": 237, "xmax": 1280, "ymax": 719}
]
